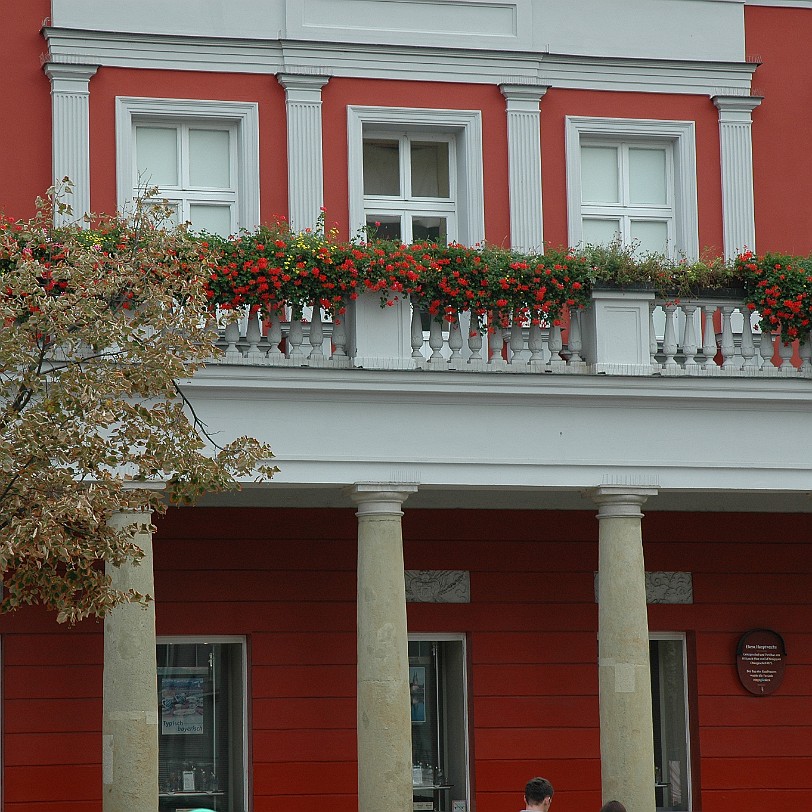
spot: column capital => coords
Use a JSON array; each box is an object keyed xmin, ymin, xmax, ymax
[
  {"xmin": 712, "ymin": 94, "xmax": 763, "ymax": 121},
  {"xmin": 277, "ymin": 72, "xmax": 331, "ymax": 101},
  {"xmin": 499, "ymin": 83, "xmax": 550, "ymax": 110},
  {"xmin": 592, "ymin": 485, "xmax": 658, "ymax": 518},
  {"xmin": 350, "ymin": 482, "xmax": 419, "ymax": 517},
  {"xmin": 43, "ymin": 62, "xmax": 99, "ymax": 92}
]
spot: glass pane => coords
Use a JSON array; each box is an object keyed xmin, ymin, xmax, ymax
[
  {"xmin": 410, "ymin": 639, "xmax": 467, "ymax": 812},
  {"xmin": 189, "ymin": 204, "xmax": 233, "ymax": 237},
  {"xmin": 157, "ymin": 641, "xmax": 245, "ymax": 812},
  {"xmin": 629, "ymin": 148, "xmax": 668, "ymax": 205},
  {"xmin": 412, "ymin": 216, "xmax": 447, "ymax": 244},
  {"xmin": 366, "ymin": 214, "xmax": 401, "ymax": 241},
  {"xmin": 411, "ymin": 142, "xmax": 450, "ymax": 198},
  {"xmin": 189, "ymin": 129, "xmax": 231, "ymax": 188},
  {"xmin": 581, "ymin": 145, "xmax": 619, "ymax": 203},
  {"xmin": 631, "ymin": 220, "xmax": 669, "ymax": 254},
  {"xmin": 363, "ymin": 139, "xmax": 400, "ymax": 196},
  {"xmin": 582, "ymin": 218, "xmax": 621, "ymax": 246},
  {"xmin": 650, "ymin": 639, "xmax": 689, "ymax": 812},
  {"xmin": 136, "ymin": 126, "xmax": 178, "ymax": 187}
]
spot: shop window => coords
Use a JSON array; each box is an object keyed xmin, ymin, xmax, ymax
[
  {"xmin": 409, "ymin": 634, "xmax": 469, "ymax": 812},
  {"xmin": 566, "ymin": 116, "xmax": 698, "ymax": 259},
  {"xmin": 650, "ymin": 634, "xmax": 691, "ymax": 811},
  {"xmin": 115, "ymin": 97, "xmax": 260, "ymax": 236},
  {"xmin": 157, "ymin": 638, "xmax": 247, "ymax": 812}
]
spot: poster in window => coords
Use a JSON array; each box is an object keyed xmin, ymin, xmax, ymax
[
  {"xmin": 409, "ymin": 666, "xmax": 426, "ymax": 723},
  {"xmin": 161, "ymin": 673, "xmax": 205, "ymax": 735}
]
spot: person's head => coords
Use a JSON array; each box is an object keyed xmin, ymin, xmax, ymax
[
  {"xmin": 524, "ymin": 777, "xmax": 554, "ymax": 810},
  {"xmin": 599, "ymin": 802, "xmax": 626, "ymax": 812}
]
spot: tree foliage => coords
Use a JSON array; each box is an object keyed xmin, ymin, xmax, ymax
[{"xmin": 0, "ymin": 188, "xmax": 276, "ymax": 623}]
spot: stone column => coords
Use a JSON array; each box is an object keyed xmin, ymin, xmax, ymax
[
  {"xmin": 277, "ymin": 72, "xmax": 331, "ymax": 233},
  {"xmin": 712, "ymin": 94, "xmax": 763, "ymax": 259},
  {"xmin": 103, "ymin": 510, "xmax": 158, "ymax": 812},
  {"xmin": 43, "ymin": 63, "xmax": 99, "ymax": 226},
  {"xmin": 593, "ymin": 486, "xmax": 658, "ymax": 812},
  {"xmin": 499, "ymin": 83, "xmax": 549, "ymax": 253},
  {"xmin": 350, "ymin": 483, "xmax": 418, "ymax": 812}
]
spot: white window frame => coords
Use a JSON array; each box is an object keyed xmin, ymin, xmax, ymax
[
  {"xmin": 650, "ymin": 631, "xmax": 693, "ymax": 812},
  {"xmin": 156, "ymin": 635, "xmax": 249, "ymax": 810},
  {"xmin": 116, "ymin": 97, "xmax": 260, "ymax": 230},
  {"xmin": 409, "ymin": 633, "xmax": 471, "ymax": 808},
  {"xmin": 566, "ymin": 116, "xmax": 698, "ymax": 259},
  {"xmin": 348, "ymin": 106, "xmax": 484, "ymax": 246}
]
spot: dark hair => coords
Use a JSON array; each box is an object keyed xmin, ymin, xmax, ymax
[
  {"xmin": 525, "ymin": 777, "xmax": 554, "ymax": 803},
  {"xmin": 599, "ymin": 802, "xmax": 627, "ymax": 812}
]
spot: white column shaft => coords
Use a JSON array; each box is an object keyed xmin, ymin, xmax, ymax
[
  {"xmin": 278, "ymin": 74, "xmax": 330, "ymax": 233},
  {"xmin": 713, "ymin": 95, "xmax": 763, "ymax": 259},
  {"xmin": 351, "ymin": 483, "xmax": 417, "ymax": 812},
  {"xmin": 594, "ymin": 486, "xmax": 658, "ymax": 812},
  {"xmin": 44, "ymin": 64, "xmax": 98, "ymax": 225},
  {"xmin": 103, "ymin": 511, "xmax": 158, "ymax": 812},
  {"xmin": 500, "ymin": 84, "xmax": 548, "ymax": 253}
]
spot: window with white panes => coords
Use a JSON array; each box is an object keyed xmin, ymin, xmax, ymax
[
  {"xmin": 363, "ymin": 133, "xmax": 456, "ymax": 244},
  {"xmin": 133, "ymin": 121, "xmax": 238, "ymax": 237},
  {"xmin": 580, "ymin": 140, "xmax": 674, "ymax": 255}
]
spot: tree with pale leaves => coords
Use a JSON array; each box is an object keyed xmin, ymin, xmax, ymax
[{"xmin": 0, "ymin": 187, "xmax": 276, "ymax": 623}]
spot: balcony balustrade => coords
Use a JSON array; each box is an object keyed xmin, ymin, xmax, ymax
[{"xmin": 212, "ymin": 289, "xmax": 812, "ymax": 378}]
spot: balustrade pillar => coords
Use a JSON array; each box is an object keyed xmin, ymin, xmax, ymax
[
  {"xmin": 350, "ymin": 483, "xmax": 418, "ymax": 812},
  {"xmin": 278, "ymin": 73, "xmax": 331, "ymax": 232},
  {"xmin": 103, "ymin": 509, "xmax": 158, "ymax": 812},
  {"xmin": 593, "ymin": 485, "xmax": 658, "ymax": 812}
]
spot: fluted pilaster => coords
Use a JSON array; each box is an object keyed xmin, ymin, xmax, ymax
[
  {"xmin": 712, "ymin": 95, "xmax": 763, "ymax": 259},
  {"xmin": 500, "ymin": 83, "xmax": 549, "ymax": 253},
  {"xmin": 44, "ymin": 63, "xmax": 98, "ymax": 225},
  {"xmin": 278, "ymin": 73, "xmax": 330, "ymax": 233}
]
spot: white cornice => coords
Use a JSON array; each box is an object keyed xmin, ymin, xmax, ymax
[{"xmin": 43, "ymin": 28, "xmax": 758, "ymax": 96}]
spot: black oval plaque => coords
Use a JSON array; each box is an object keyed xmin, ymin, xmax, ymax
[{"xmin": 736, "ymin": 629, "xmax": 787, "ymax": 696}]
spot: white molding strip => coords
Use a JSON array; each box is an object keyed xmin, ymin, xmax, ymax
[
  {"xmin": 500, "ymin": 83, "xmax": 548, "ymax": 253},
  {"xmin": 114, "ymin": 96, "xmax": 260, "ymax": 229},
  {"xmin": 43, "ymin": 28, "xmax": 758, "ymax": 97},
  {"xmin": 43, "ymin": 63, "xmax": 98, "ymax": 225},
  {"xmin": 277, "ymin": 74, "xmax": 330, "ymax": 233},
  {"xmin": 713, "ymin": 94, "xmax": 763, "ymax": 258}
]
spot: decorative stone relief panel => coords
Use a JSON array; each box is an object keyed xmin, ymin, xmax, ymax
[
  {"xmin": 405, "ymin": 570, "xmax": 470, "ymax": 603},
  {"xmin": 594, "ymin": 571, "xmax": 693, "ymax": 604}
]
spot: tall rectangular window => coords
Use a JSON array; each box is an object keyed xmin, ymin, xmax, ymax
[
  {"xmin": 650, "ymin": 634, "xmax": 691, "ymax": 812},
  {"xmin": 157, "ymin": 638, "xmax": 247, "ymax": 812},
  {"xmin": 409, "ymin": 635, "xmax": 469, "ymax": 812}
]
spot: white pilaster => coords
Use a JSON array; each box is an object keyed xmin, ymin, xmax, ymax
[
  {"xmin": 712, "ymin": 94, "xmax": 763, "ymax": 259},
  {"xmin": 277, "ymin": 73, "xmax": 330, "ymax": 233},
  {"xmin": 593, "ymin": 485, "xmax": 658, "ymax": 812},
  {"xmin": 350, "ymin": 482, "xmax": 418, "ymax": 812},
  {"xmin": 43, "ymin": 63, "xmax": 99, "ymax": 225},
  {"xmin": 103, "ymin": 509, "xmax": 158, "ymax": 812},
  {"xmin": 500, "ymin": 84, "xmax": 549, "ymax": 253}
]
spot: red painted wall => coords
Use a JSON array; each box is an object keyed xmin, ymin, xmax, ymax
[
  {"xmin": 745, "ymin": 6, "xmax": 812, "ymax": 254},
  {"xmin": 0, "ymin": 1, "xmax": 52, "ymax": 218},
  {"xmin": 5, "ymin": 507, "xmax": 809, "ymax": 810}
]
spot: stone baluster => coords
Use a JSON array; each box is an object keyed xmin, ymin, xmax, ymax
[
  {"xmin": 223, "ymin": 320, "xmax": 242, "ymax": 362},
  {"xmin": 702, "ymin": 305, "xmax": 718, "ymax": 370},
  {"xmin": 309, "ymin": 305, "xmax": 325, "ymax": 360},
  {"xmin": 778, "ymin": 339, "xmax": 795, "ymax": 372},
  {"xmin": 528, "ymin": 321, "xmax": 545, "ymax": 367},
  {"xmin": 266, "ymin": 305, "xmax": 284, "ymax": 360},
  {"xmin": 332, "ymin": 308, "xmax": 348, "ymax": 359},
  {"xmin": 427, "ymin": 318, "xmax": 445, "ymax": 365},
  {"xmin": 509, "ymin": 311, "xmax": 528, "ymax": 365},
  {"xmin": 288, "ymin": 316, "xmax": 305, "ymax": 362},
  {"xmin": 488, "ymin": 322, "xmax": 507, "ymax": 368},
  {"xmin": 740, "ymin": 306, "xmax": 757, "ymax": 369},
  {"xmin": 567, "ymin": 308, "xmax": 584, "ymax": 366},
  {"xmin": 759, "ymin": 327, "xmax": 776, "ymax": 370},
  {"xmin": 548, "ymin": 322, "xmax": 566, "ymax": 371},
  {"xmin": 799, "ymin": 331, "xmax": 812, "ymax": 375},
  {"xmin": 720, "ymin": 305, "xmax": 736, "ymax": 370},
  {"xmin": 245, "ymin": 308, "xmax": 263, "ymax": 363},
  {"xmin": 467, "ymin": 320, "xmax": 484, "ymax": 366},
  {"xmin": 681, "ymin": 303, "xmax": 699, "ymax": 369},
  {"xmin": 662, "ymin": 303, "xmax": 679, "ymax": 370},
  {"xmin": 411, "ymin": 298, "xmax": 425, "ymax": 360},
  {"xmin": 448, "ymin": 315, "xmax": 464, "ymax": 369},
  {"xmin": 649, "ymin": 303, "xmax": 660, "ymax": 371}
]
